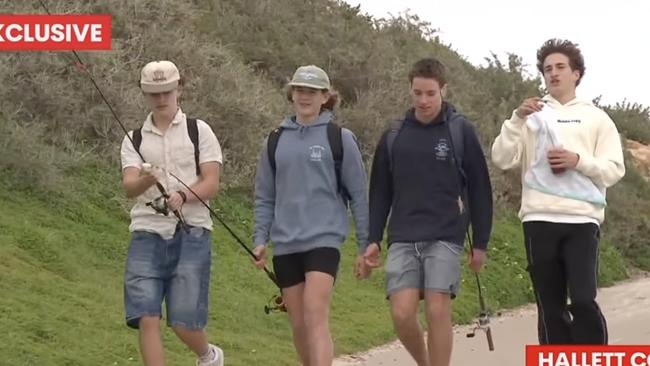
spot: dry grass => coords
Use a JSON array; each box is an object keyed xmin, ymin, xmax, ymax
[{"xmin": 1, "ymin": 0, "xmax": 649, "ymax": 259}]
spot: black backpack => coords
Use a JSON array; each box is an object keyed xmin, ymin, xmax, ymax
[
  {"xmin": 385, "ymin": 113, "xmax": 467, "ymax": 187},
  {"xmin": 132, "ymin": 118, "xmax": 201, "ymax": 176},
  {"xmin": 267, "ymin": 122, "xmax": 350, "ymax": 200}
]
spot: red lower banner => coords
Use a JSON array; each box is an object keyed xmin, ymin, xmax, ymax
[{"xmin": 526, "ymin": 346, "xmax": 650, "ymax": 366}]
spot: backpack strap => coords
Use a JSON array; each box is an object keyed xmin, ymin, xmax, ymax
[
  {"xmin": 326, "ymin": 122, "xmax": 346, "ymax": 198},
  {"xmin": 267, "ymin": 127, "xmax": 284, "ymax": 173},
  {"xmin": 386, "ymin": 119, "xmax": 404, "ymax": 172},
  {"xmin": 132, "ymin": 128, "xmax": 143, "ymax": 160},
  {"xmin": 186, "ymin": 118, "xmax": 200, "ymax": 176},
  {"xmin": 447, "ymin": 115, "xmax": 466, "ymax": 187}
]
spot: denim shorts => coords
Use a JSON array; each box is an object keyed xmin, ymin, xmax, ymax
[
  {"xmin": 124, "ymin": 225, "xmax": 212, "ymax": 329},
  {"xmin": 385, "ymin": 241, "xmax": 463, "ymax": 299}
]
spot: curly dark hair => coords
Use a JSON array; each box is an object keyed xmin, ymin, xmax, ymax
[
  {"xmin": 536, "ymin": 38, "xmax": 585, "ymax": 86},
  {"xmin": 408, "ymin": 58, "xmax": 447, "ymax": 86}
]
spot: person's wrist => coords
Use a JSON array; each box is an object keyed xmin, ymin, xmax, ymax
[
  {"xmin": 515, "ymin": 109, "xmax": 524, "ymax": 119},
  {"xmin": 177, "ymin": 190, "xmax": 187, "ymax": 203}
]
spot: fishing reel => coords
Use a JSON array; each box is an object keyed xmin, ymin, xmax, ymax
[
  {"xmin": 466, "ymin": 310, "xmax": 495, "ymax": 351},
  {"xmin": 145, "ymin": 193, "xmax": 190, "ymax": 233},
  {"xmin": 264, "ymin": 293, "xmax": 287, "ymax": 314},
  {"xmin": 146, "ymin": 194, "xmax": 170, "ymax": 216}
]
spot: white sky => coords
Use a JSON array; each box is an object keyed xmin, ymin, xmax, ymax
[{"xmin": 345, "ymin": 0, "xmax": 650, "ymax": 108}]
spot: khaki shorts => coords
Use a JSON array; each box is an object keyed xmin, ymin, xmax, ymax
[{"xmin": 385, "ymin": 241, "xmax": 463, "ymax": 299}]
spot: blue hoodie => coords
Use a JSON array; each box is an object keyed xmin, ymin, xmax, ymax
[{"xmin": 253, "ymin": 110, "xmax": 369, "ymax": 256}]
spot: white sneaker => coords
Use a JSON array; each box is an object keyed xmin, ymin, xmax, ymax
[{"xmin": 196, "ymin": 344, "xmax": 224, "ymax": 366}]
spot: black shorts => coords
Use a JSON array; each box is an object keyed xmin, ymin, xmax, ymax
[{"xmin": 272, "ymin": 247, "xmax": 341, "ymax": 289}]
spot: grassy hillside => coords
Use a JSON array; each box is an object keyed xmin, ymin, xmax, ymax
[
  {"xmin": 0, "ymin": 0, "xmax": 646, "ymax": 364},
  {"xmin": 0, "ymin": 167, "xmax": 627, "ymax": 365}
]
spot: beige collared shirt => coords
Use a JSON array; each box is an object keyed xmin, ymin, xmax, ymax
[{"xmin": 121, "ymin": 108, "xmax": 223, "ymax": 239}]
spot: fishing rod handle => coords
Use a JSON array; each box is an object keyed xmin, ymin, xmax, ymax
[{"xmin": 486, "ymin": 327, "xmax": 495, "ymax": 351}]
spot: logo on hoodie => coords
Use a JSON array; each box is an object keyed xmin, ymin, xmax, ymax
[
  {"xmin": 435, "ymin": 139, "xmax": 450, "ymax": 160},
  {"xmin": 309, "ymin": 145, "xmax": 326, "ymax": 162},
  {"xmin": 557, "ymin": 118, "xmax": 582, "ymax": 123}
]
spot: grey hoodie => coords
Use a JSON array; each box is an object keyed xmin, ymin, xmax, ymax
[{"xmin": 253, "ymin": 110, "xmax": 369, "ymax": 256}]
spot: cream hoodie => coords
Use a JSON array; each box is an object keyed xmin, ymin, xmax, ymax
[{"xmin": 491, "ymin": 95, "xmax": 625, "ymax": 223}]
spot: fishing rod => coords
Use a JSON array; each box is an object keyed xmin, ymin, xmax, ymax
[
  {"xmin": 168, "ymin": 171, "xmax": 285, "ymax": 314},
  {"xmin": 168, "ymin": 171, "xmax": 279, "ymax": 288},
  {"xmin": 38, "ymin": 0, "xmax": 285, "ymax": 315},
  {"xmin": 36, "ymin": 0, "xmax": 189, "ymax": 230},
  {"xmin": 464, "ymin": 231, "xmax": 495, "ymax": 351},
  {"xmin": 442, "ymin": 108, "xmax": 495, "ymax": 351}
]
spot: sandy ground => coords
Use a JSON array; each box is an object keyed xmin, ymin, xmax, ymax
[{"xmin": 334, "ymin": 274, "xmax": 650, "ymax": 365}]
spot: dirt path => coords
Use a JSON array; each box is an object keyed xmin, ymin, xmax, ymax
[{"xmin": 334, "ymin": 275, "xmax": 650, "ymax": 365}]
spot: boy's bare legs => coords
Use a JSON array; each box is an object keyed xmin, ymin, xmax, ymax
[
  {"xmin": 283, "ymin": 282, "xmax": 311, "ymax": 365},
  {"xmin": 139, "ymin": 316, "xmax": 165, "ymax": 366},
  {"xmin": 173, "ymin": 326, "xmax": 210, "ymax": 356},
  {"xmin": 424, "ymin": 291, "xmax": 453, "ymax": 366},
  {"xmin": 390, "ymin": 289, "xmax": 429, "ymax": 366},
  {"xmin": 303, "ymin": 271, "xmax": 336, "ymax": 366}
]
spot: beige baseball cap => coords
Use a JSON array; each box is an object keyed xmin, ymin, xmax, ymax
[
  {"xmin": 140, "ymin": 60, "xmax": 180, "ymax": 93},
  {"xmin": 288, "ymin": 65, "xmax": 330, "ymax": 90}
]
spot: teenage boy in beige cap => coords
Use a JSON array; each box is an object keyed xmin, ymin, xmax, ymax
[{"xmin": 120, "ymin": 60, "xmax": 224, "ymax": 366}]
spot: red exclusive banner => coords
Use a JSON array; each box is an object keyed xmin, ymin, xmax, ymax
[
  {"xmin": 527, "ymin": 345, "xmax": 650, "ymax": 366},
  {"xmin": 0, "ymin": 14, "xmax": 111, "ymax": 51}
]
